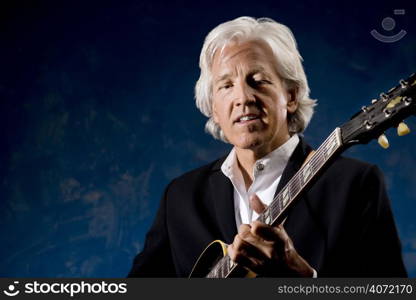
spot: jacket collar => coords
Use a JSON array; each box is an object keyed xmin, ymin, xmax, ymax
[{"xmin": 208, "ymin": 168, "xmax": 237, "ymax": 243}]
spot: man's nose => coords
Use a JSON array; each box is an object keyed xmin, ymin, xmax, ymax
[{"xmin": 233, "ymin": 81, "xmax": 256, "ymax": 107}]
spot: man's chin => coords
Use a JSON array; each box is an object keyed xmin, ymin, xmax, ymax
[{"xmin": 233, "ymin": 137, "xmax": 264, "ymax": 150}]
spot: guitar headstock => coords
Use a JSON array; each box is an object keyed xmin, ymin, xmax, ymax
[{"xmin": 340, "ymin": 73, "xmax": 416, "ymax": 148}]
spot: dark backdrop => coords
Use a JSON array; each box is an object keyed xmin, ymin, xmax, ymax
[{"xmin": 1, "ymin": 0, "xmax": 416, "ymax": 277}]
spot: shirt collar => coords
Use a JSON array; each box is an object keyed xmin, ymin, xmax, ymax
[{"xmin": 221, "ymin": 134, "xmax": 300, "ymax": 184}]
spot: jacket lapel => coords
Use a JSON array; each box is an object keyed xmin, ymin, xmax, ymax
[{"xmin": 209, "ymin": 158, "xmax": 238, "ymax": 244}]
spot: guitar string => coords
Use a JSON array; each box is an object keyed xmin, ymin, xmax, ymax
[{"xmin": 264, "ymin": 131, "xmax": 339, "ymax": 221}]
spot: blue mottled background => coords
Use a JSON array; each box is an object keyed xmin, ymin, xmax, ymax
[{"xmin": 1, "ymin": 0, "xmax": 415, "ymax": 277}]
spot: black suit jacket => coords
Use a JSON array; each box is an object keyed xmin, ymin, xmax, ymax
[{"xmin": 128, "ymin": 138, "xmax": 407, "ymax": 277}]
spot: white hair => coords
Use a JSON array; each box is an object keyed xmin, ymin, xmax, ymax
[{"xmin": 195, "ymin": 16, "xmax": 317, "ymax": 142}]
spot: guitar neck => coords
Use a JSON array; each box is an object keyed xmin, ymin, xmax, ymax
[
  {"xmin": 258, "ymin": 128, "xmax": 343, "ymax": 226},
  {"xmin": 206, "ymin": 128, "xmax": 345, "ymax": 278}
]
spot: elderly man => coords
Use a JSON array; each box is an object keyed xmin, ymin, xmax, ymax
[{"xmin": 128, "ymin": 17, "xmax": 406, "ymax": 277}]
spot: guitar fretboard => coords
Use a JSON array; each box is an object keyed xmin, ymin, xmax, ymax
[{"xmin": 206, "ymin": 128, "xmax": 343, "ymax": 278}]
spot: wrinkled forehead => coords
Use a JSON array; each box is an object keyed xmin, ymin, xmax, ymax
[{"xmin": 211, "ymin": 40, "xmax": 277, "ymax": 76}]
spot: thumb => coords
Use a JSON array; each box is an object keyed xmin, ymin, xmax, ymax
[{"xmin": 249, "ymin": 194, "xmax": 267, "ymax": 214}]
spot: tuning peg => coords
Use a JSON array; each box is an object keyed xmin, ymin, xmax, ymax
[
  {"xmin": 399, "ymin": 79, "xmax": 408, "ymax": 88},
  {"xmin": 378, "ymin": 134, "xmax": 389, "ymax": 149},
  {"xmin": 397, "ymin": 122, "xmax": 410, "ymax": 136},
  {"xmin": 380, "ymin": 92, "xmax": 389, "ymax": 101}
]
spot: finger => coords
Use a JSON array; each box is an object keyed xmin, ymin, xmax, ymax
[
  {"xmin": 227, "ymin": 235, "xmax": 269, "ymax": 271},
  {"xmin": 232, "ymin": 232, "xmax": 270, "ymax": 260},
  {"xmin": 249, "ymin": 194, "xmax": 267, "ymax": 214},
  {"xmin": 238, "ymin": 223, "xmax": 251, "ymax": 235},
  {"xmin": 232, "ymin": 250, "xmax": 262, "ymax": 274},
  {"xmin": 251, "ymin": 222, "xmax": 288, "ymax": 245},
  {"xmin": 256, "ymin": 223, "xmax": 296, "ymax": 256},
  {"xmin": 238, "ymin": 223, "xmax": 267, "ymax": 246},
  {"xmin": 235, "ymin": 228, "xmax": 276, "ymax": 260}
]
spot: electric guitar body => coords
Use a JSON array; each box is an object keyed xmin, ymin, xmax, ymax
[{"xmin": 189, "ymin": 240, "xmax": 256, "ymax": 278}]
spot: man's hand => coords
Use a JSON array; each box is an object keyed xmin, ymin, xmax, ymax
[{"xmin": 227, "ymin": 194, "xmax": 314, "ymax": 277}]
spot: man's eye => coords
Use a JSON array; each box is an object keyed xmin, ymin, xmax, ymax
[
  {"xmin": 220, "ymin": 83, "xmax": 233, "ymax": 90},
  {"xmin": 254, "ymin": 79, "xmax": 270, "ymax": 85},
  {"xmin": 249, "ymin": 76, "xmax": 271, "ymax": 86}
]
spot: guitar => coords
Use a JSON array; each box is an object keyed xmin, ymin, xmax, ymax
[{"xmin": 189, "ymin": 73, "xmax": 416, "ymax": 278}]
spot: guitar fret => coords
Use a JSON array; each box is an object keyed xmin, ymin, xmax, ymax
[
  {"xmin": 268, "ymin": 192, "xmax": 281, "ymax": 223},
  {"xmin": 210, "ymin": 257, "xmax": 224, "ymax": 278},
  {"xmin": 222, "ymin": 257, "xmax": 227, "ymax": 277},
  {"xmin": 225, "ymin": 257, "xmax": 230, "ymax": 276},
  {"xmin": 271, "ymin": 193, "xmax": 281, "ymax": 215},
  {"xmin": 224, "ymin": 256, "xmax": 234, "ymax": 278},
  {"xmin": 265, "ymin": 207, "xmax": 272, "ymax": 224},
  {"xmin": 290, "ymin": 175, "xmax": 299, "ymax": 198},
  {"xmin": 272, "ymin": 199, "xmax": 279, "ymax": 217},
  {"xmin": 261, "ymin": 208, "xmax": 270, "ymax": 224},
  {"xmin": 281, "ymin": 186, "xmax": 290, "ymax": 207},
  {"xmin": 227, "ymin": 256, "xmax": 234, "ymax": 276},
  {"xmin": 225, "ymin": 257, "xmax": 229, "ymax": 276},
  {"xmin": 219, "ymin": 261, "xmax": 225, "ymax": 278},
  {"xmin": 211, "ymin": 266, "xmax": 216, "ymax": 278},
  {"xmin": 279, "ymin": 193, "xmax": 284, "ymax": 212},
  {"xmin": 268, "ymin": 199, "xmax": 278, "ymax": 221},
  {"xmin": 258, "ymin": 212, "xmax": 265, "ymax": 223}
]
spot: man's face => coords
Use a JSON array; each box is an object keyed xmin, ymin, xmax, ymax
[{"xmin": 211, "ymin": 40, "xmax": 297, "ymax": 153}]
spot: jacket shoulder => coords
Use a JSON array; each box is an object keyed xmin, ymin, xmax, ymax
[
  {"xmin": 320, "ymin": 155, "xmax": 384, "ymax": 188},
  {"xmin": 167, "ymin": 156, "xmax": 227, "ymax": 191},
  {"xmin": 329, "ymin": 155, "xmax": 379, "ymax": 174}
]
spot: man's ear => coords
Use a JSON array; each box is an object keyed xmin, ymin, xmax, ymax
[{"xmin": 287, "ymin": 89, "xmax": 298, "ymax": 114}]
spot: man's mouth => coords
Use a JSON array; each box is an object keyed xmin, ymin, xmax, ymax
[{"xmin": 234, "ymin": 113, "xmax": 261, "ymax": 123}]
